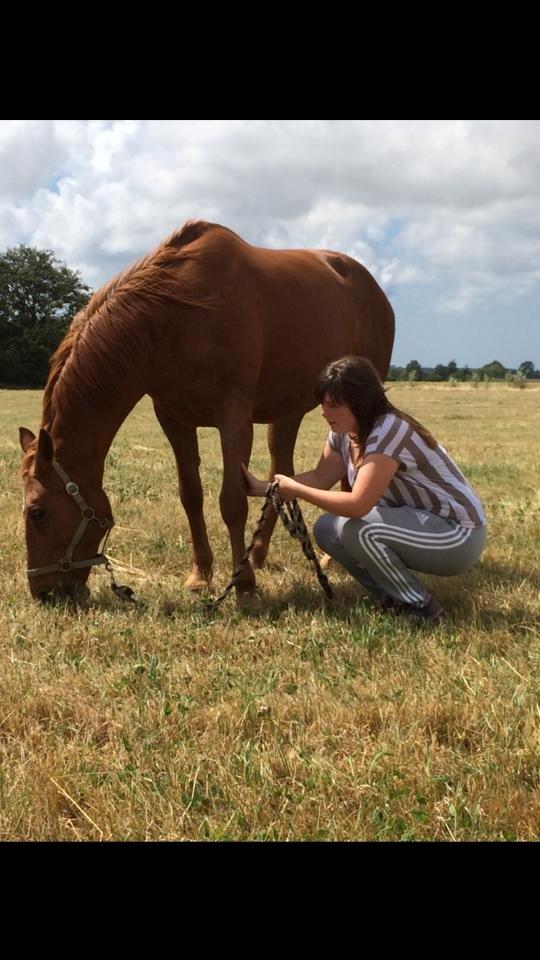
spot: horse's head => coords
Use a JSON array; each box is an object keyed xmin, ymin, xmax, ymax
[{"xmin": 19, "ymin": 427, "xmax": 114, "ymax": 603}]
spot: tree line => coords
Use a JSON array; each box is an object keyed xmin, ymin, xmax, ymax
[
  {"xmin": 0, "ymin": 244, "xmax": 538, "ymax": 388},
  {"xmin": 388, "ymin": 359, "xmax": 539, "ymax": 382}
]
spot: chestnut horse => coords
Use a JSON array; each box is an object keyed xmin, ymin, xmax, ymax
[{"xmin": 19, "ymin": 220, "xmax": 394, "ymax": 602}]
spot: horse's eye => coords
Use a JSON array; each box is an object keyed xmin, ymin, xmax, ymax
[{"xmin": 29, "ymin": 507, "xmax": 46, "ymax": 522}]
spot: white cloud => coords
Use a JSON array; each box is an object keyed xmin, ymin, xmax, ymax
[{"xmin": 0, "ymin": 119, "xmax": 539, "ymax": 364}]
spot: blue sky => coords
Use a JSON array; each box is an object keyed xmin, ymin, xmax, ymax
[{"xmin": 1, "ymin": 119, "xmax": 538, "ymax": 368}]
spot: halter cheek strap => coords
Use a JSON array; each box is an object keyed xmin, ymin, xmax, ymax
[{"xmin": 26, "ymin": 459, "xmax": 114, "ymax": 578}]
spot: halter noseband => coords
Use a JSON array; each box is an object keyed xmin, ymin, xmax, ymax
[{"xmin": 26, "ymin": 459, "xmax": 114, "ymax": 579}]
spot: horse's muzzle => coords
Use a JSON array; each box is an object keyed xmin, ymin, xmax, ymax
[{"xmin": 37, "ymin": 581, "xmax": 91, "ymax": 605}]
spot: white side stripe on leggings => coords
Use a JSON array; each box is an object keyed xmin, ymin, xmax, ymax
[{"xmin": 358, "ymin": 523, "xmax": 472, "ymax": 605}]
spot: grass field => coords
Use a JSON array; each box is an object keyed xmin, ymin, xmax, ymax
[{"xmin": 0, "ymin": 382, "xmax": 538, "ymax": 841}]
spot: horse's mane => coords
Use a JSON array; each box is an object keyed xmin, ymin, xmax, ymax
[{"xmin": 41, "ymin": 219, "xmax": 226, "ymax": 432}]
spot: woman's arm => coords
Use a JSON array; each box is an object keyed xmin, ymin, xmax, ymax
[
  {"xmin": 242, "ymin": 441, "xmax": 346, "ymax": 497},
  {"xmin": 294, "ymin": 441, "xmax": 347, "ymax": 489},
  {"xmin": 274, "ymin": 453, "xmax": 399, "ymax": 518}
]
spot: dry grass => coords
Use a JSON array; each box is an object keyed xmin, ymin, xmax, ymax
[{"xmin": 0, "ymin": 382, "xmax": 538, "ymax": 841}]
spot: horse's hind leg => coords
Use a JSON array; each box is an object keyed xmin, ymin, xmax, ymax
[
  {"xmin": 251, "ymin": 411, "xmax": 304, "ymax": 569},
  {"xmin": 153, "ymin": 404, "xmax": 213, "ymax": 591}
]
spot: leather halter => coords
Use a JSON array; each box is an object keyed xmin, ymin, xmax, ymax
[{"xmin": 27, "ymin": 459, "xmax": 114, "ymax": 579}]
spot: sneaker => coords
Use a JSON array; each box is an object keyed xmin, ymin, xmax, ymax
[
  {"xmin": 377, "ymin": 592, "xmax": 445, "ymax": 624},
  {"xmin": 392, "ymin": 594, "xmax": 445, "ymax": 625},
  {"xmin": 377, "ymin": 594, "xmax": 399, "ymax": 611}
]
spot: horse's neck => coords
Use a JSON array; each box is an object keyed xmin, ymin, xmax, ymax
[
  {"xmin": 48, "ymin": 345, "xmax": 149, "ymax": 484},
  {"xmin": 50, "ymin": 398, "xmax": 140, "ymax": 485}
]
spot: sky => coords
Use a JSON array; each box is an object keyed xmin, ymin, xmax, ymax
[{"xmin": 1, "ymin": 119, "xmax": 539, "ymax": 369}]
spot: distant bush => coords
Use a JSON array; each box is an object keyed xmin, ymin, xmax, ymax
[{"xmin": 506, "ymin": 370, "xmax": 527, "ymax": 389}]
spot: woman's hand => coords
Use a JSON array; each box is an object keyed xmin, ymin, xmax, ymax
[
  {"xmin": 272, "ymin": 474, "xmax": 299, "ymax": 502},
  {"xmin": 241, "ymin": 463, "xmax": 268, "ymax": 497}
]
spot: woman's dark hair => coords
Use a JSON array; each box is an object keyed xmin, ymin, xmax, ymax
[{"xmin": 314, "ymin": 355, "xmax": 437, "ymax": 455}]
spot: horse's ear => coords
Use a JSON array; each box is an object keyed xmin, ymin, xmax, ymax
[
  {"xmin": 19, "ymin": 427, "xmax": 36, "ymax": 453},
  {"xmin": 36, "ymin": 428, "xmax": 54, "ymax": 466}
]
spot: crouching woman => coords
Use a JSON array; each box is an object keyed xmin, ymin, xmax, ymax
[{"xmin": 242, "ymin": 356, "xmax": 486, "ymax": 624}]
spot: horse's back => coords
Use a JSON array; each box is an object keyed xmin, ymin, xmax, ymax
[
  {"xmin": 152, "ymin": 222, "xmax": 394, "ymax": 421},
  {"xmin": 169, "ymin": 223, "xmax": 393, "ymax": 359},
  {"xmin": 241, "ymin": 244, "xmax": 394, "ymax": 418}
]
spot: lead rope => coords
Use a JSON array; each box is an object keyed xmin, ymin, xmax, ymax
[
  {"xmin": 206, "ymin": 481, "xmax": 333, "ymax": 608},
  {"xmin": 99, "ymin": 529, "xmax": 139, "ymax": 606},
  {"xmin": 106, "ymin": 560, "xmax": 138, "ymax": 604},
  {"xmin": 268, "ymin": 485, "xmax": 334, "ymax": 600}
]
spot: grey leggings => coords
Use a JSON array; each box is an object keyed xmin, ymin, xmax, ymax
[{"xmin": 313, "ymin": 506, "xmax": 487, "ymax": 607}]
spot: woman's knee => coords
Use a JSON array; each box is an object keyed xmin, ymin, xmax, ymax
[
  {"xmin": 313, "ymin": 513, "xmax": 339, "ymax": 550},
  {"xmin": 340, "ymin": 518, "xmax": 370, "ymax": 559}
]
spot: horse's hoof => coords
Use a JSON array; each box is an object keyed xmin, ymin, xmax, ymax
[
  {"xmin": 236, "ymin": 591, "xmax": 263, "ymax": 611},
  {"xmin": 184, "ymin": 573, "xmax": 213, "ymax": 593}
]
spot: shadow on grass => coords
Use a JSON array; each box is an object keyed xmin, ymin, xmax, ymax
[
  {"xmin": 480, "ymin": 560, "xmax": 539, "ymax": 591},
  {"xmin": 79, "ymin": 557, "xmax": 538, "ymax": 636}
]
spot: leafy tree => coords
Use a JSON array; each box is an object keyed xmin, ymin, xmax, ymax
[
  {"xmin": 518, "ymin": 361, "xmax": 536, "ymax": 379},
  {"xmin": 431, "ymin": 363, "xmax": 449, "ymax": 381},
  {"xmin": 405, "ymin": 359, "xmax": 424, "ymax": 381},
  {"xmin": 0, "ymin": 245, "xmax": 91, "ymax": 387},
  {"xmin": 479, "ymin": 360, "xmax": 508, "ymax": 380}
]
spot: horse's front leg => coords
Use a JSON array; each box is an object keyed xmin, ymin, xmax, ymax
[
  {"xmin": 217, "ymin": 403, "xmax": 256, "ymax": 599},
  {"xmin": 251, "ymin": 411, "xmax": 304, "ymax": 568},
  {"xmin": 154, "ymin": 404, "xmax": 214, "ymax": 591}
]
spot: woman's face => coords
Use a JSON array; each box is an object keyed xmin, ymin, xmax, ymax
[{"xmin": 320, "ymin": 393, "xmax": 358, "ymax": 434}]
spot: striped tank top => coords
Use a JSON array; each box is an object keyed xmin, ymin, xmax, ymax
[{"xmin": 328, "ymin": 412, "xmax": 486, "ymax": 529}]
